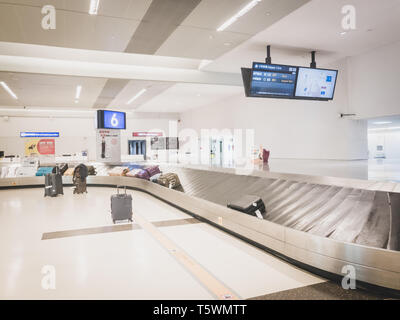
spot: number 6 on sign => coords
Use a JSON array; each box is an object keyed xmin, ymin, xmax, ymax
[{"xmin": 111, "ymin": 113, "xmax": 119, "ymax": 127}]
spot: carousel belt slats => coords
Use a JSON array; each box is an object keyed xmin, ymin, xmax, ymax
[
  {"xmin": 307, "ymin": 189, "xmax": 362, "ymax": 236},
  {"xmin": 329, "ymin": 190, "xmax": 376, "ymax": 243},
  {"xmin": 355, "ymin": 191, "xmax": 391, "ymax": 249},
  {"xmin": 271, "ymin": 185, "xmax": 330, "ymax": 225},
  {"xmin": 290, "ymin": 187, "xmax": 354, "ymax": 232},
  {"xmin": 387, "ymin": 192, "xmax": 400, "ymax": 251}
]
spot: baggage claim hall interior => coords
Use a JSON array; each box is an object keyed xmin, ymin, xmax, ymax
[{"xmin": 0, "ymin": 0, "xmax": 399, "ymax": 300}]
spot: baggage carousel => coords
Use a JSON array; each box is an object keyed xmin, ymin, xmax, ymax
[{"xmin": 1, "ymin": 166, "xmax": 399, "ymax": 295}]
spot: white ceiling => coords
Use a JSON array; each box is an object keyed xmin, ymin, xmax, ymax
[
  {"xmin": 109, "ymin": 80, "xmax": 174, "ymax": 110},
  {"xmin": 0, "ymin": 0, "xmax": 309, "ymax": 59},
  {"xmin": 204, "ymin": 0, "xmax": 400, "ymax": 72},
  {"xmin": 155, "ymin": 0, "xmax": 309, "ymax": 60},
  {"xmin": 0, "ymin": 72, "xmax": 244, "ymax": 113},
  {"xmin": 0, "ymin": 71, "xmax": 245, "ymax": 112},
  {"xmin": 0, "ymin": 0, "xmax": 152, "ymax": 52},
  {"xmin": 0, "ymin": 72, "xmax": 106, "ymax": 108},
  {"xmin": 135, "ymin": 83, "xmax": 243, "ymax": 113},
  {"xmin": 1, "ymin": 0, "xmax": 400, "ymax": 113}
]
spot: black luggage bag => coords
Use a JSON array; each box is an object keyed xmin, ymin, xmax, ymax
[
  {"xmin": 44, "ymin": 167, "xmax": 64, "ymax": 197},
  {"xmin": 227, "ymin": 195, "xmax": 266, "ymax": 219},
  {"xmin": 52, "ymin": 163, "xmax": 68, "ymax": 175}
]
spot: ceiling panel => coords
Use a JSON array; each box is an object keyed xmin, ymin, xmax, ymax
[
  {"xmin": 125, "ymin": 0, "xmax": 202, "ymax": 54},
  {"xmin": 0, "ymin": 0, "xmax": 150, "ymax": 51},
  {"xmin": 156, "ymin": 0, "xmax": 310, "ymax": 60},
  {"xmin": 97, "ymin": 0, "xmax": 153, "ymax": 20},
  {"xmin": 178, "ymin": 0, "xmax": 253, "ymax": 31},
  {"xmin": 92, "ymin": 79, "xmax": 130, "ymax": 109},
  {"xmin": 0, "ymin": 72, "xmax": 107, "ymax": 108},
  {"xmin": 204, "ymin": 0, "xmax": 400, "ymax": 73},
  {"xmin": 61, "ymin": 12, "xmax": 139, "ymax": 52},
  {"xmin": 156, "ymin": 25, "xmax": 250, "ymax": 60},
  {"xmin": 179, "ymin": 0, "xmax": 305, "ymax": 35},
  {"xmin": 0, "ymin": 0, "xmax": 152, "ymax": 19},
  {"xmin": 0, "ymin": 73, "xmax": 20, "ymax": 107},
  {"xmin": 136, "ymin": 83, "xmax": 243, "ymax": 113},
  {"xmin": 110, "ymin": 80, "xmax": 175, "ymax": 110},
  {"xmin": 249, "ymin": 0, "xmax": 400, "ymax": 56}
]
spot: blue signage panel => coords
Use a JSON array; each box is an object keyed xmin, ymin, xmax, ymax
[
  {"xmin": 20, "ymin": 132, "xmax": 60, "ymax": 138},
  {"xmin": 96, "ymin": 110, "xmax": 126, "ymax": 130},
  {"xmin": 101, "ymin": 110, "xmax": 126, "ymax": 129}
]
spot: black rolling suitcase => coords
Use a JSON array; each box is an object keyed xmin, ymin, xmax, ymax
[
  {"xmin": 227, "ymin": 195, "xmax": 266, "ymax": 219},
  {"xmin": 44, "ymin": 167, "xmax": 64, "ymax": 197},
  {"xmin": 111, "ymin": 186, "xmax": 133, "ymax": 224}
]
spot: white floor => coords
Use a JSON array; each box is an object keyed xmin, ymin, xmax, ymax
[{"xmin": 0, "ymin": 187, "xmax": 325, "ymax": 300}]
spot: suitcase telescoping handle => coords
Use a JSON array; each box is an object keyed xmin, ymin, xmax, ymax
[{"xmin": 116, "ymin": 185, "xmax": 127, "ymax": 195}]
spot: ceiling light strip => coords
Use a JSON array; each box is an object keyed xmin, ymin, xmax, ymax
[
  {"xmin": 372, "ymin": 121, "xmax": 392, "ymax": 125},
  {"xmin": 368, "ymin": 126, "xmax": 400, "ymax": 132},
  {"xmin": 127, "ymin": 89, "xmax": 147, "ymax": 105},
  {"xmin": 217, "ymin": 0, "xmax": 262, "ymax": 32},
  {"xmin": 75, "ymin": 85, "xmax": 82, "ymax": 100},
  {"xmin": 89, "ymin": 0, "xmax": 100, "ymax": 15},
  {"xmin": 0, "ymin": 81, "xmax": 18, "ymax": 99}
]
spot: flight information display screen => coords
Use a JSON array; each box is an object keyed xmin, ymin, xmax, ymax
[
  {"xmin": 103, "ymin": 110, "xmax": 126, "ymax": 129},
  {"xmin": 295, "ymin": 67, "xmax": 338, "ymax": 99},
  {"xmin": 96, "ymin": 110, "xmax": 126, "ymax": 130},
  {"xmin": 250, "ymin": 63, "xmax": 298, "ymax": 97}
]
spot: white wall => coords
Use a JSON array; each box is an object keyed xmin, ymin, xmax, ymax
[
  {"xmin": 0, "ymin": 115, "xmax": 175, "ymax": 160},
  {"xmin": 179, "ymin": 59, "xmax": 368, "ymax": 160},
  {"xmin": 348, "ymin": 40, "xmax": 400, "ymax": 119}
]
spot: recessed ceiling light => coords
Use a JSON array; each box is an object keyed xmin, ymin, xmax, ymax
[
  {"xmin": 369, "ymin": 126, "xmax": 400, "ymax": 131},
  {"xmin": 0, "ymin": 81, "xmax": 18, "ymax": 99},
  {"xmin": 75, "ymin": 85, "xmax": 82, "ymax": 100},
  {"xmin": 89, "ymin": 0, "xmax": 100, "ymax": 15},
  {"xmin": 217, "ymin": 0, "xmax": 262, "ymax": 32},
  {"xmin": 224, "ymin": 42, "xmax": 232, "ymax": 46},
  {"xmin": 266, "ymin": 12, "xmax": 271, "ymax": 16},
  {"xmin": 196, "ymin": 93, "xmax": 201, "ymax": 97},
  {"xmin": 373, "ymin": 121, "xmax": 392, "ymax": 125},
  {"xmin": 127, "ymin": 88, "xmax": 147, "ymax": 105}
]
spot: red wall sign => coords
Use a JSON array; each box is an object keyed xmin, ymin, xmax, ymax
[
  {"xmin": 133, "ymin": 132, "xmax": 163, "ymax": 137},
  {"xmin": 37, "ymin": 139, "xmax": 55, "ymax": 155}
]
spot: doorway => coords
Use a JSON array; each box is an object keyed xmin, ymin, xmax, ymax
[{"xmin": 128, "ymin": 140, "xmax": 146, "ymax": 157}]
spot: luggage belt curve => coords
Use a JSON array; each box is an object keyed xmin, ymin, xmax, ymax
[{"xmin": 0, "ymin": 174, "xmax": 399, "ymax": 295}]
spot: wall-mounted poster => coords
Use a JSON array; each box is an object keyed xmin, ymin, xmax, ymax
[
  {"xmin": 151, "ymin": 137, "xmax": 179, "ymax": 150},
  {"xmin": 24, "ymin": 139, "xmax": 55, "ymax": 156},
  {"xmin": 96, "ymin": 129, "xmax": 121, "ymax": 163},
  {"xmin": 166, "ymin": 137, "xmax": 179, "ymax": 150},
  {"xmin": 150, "ymin": 137, "xmax": 166, "ymax": 150}
]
